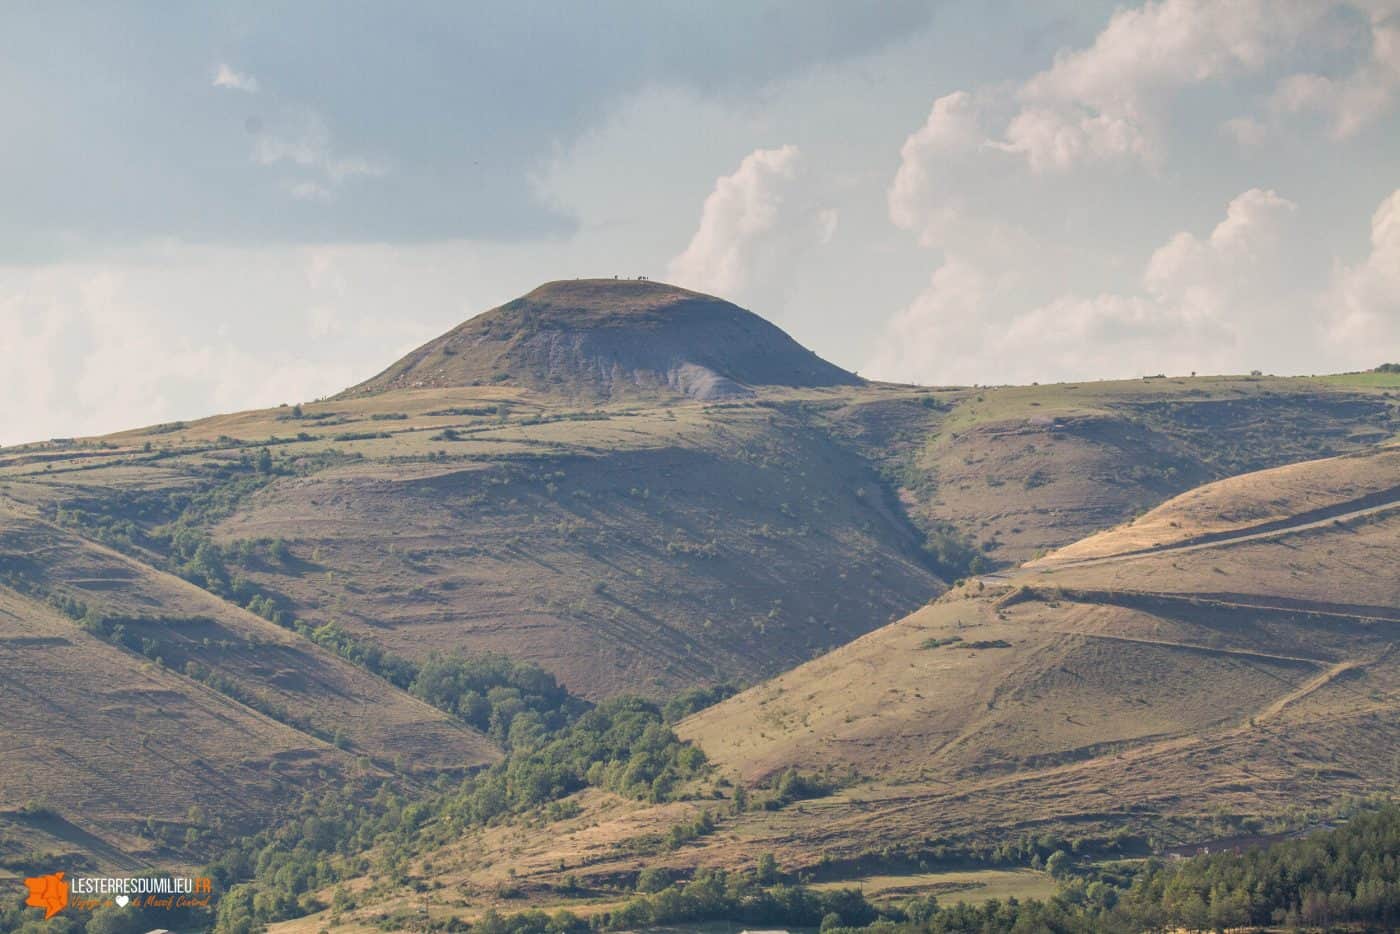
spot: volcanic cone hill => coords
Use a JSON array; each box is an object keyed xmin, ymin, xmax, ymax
[{"xmin": 340, "ymin": 278, "xmax": 863, "ymax": 401}]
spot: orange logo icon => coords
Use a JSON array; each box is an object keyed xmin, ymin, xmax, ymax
[{"xmin": 24, "ymin": 870, "xmax": 69, "ymax": 919}]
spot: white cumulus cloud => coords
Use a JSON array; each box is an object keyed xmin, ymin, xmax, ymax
[
  {"xmin": 1270, "ymin": 5, "xmax": 1400, "ymax": 138},
  {"xmin": 212, "ymin": 63, "xmax": 259, "ymax": 93},
  {"xmin": 876, "ymin": 2, "xmax": 1397, "ymax": 388},
  {"xmin": 862, "ymin": 256, "xmax": 999, "ymax": 386},
  {"xmin": 886, "ymin": 91, "xmax": 1045, "ymax": 262},
  {"xmin": 1143, "ymin": 188, "xmax": 1298, "ymax": 303},
  {"xmin": 1000, "ymin": 0, "xmax": 1325, "ymax": 172},
  {"xmin": 252, "ymin": 112, "xmax": 387, "ymax": 200},
  {"xmin": 1328, "ymin": 189, "xmax": 1400, "ymax": 354},
  {"xmin": 887, "ymin": 91, "xmax": 987, "ymax": 241},
  {"xmin": 1000, "ymin": 107, "xmax": 1149, "ymax": 174},
  {"xmin": 667, "ymin": 145, "xmax": 819, "ymax": 300},
  {"xmin": 867, "ymin": 188, "xmax": 1329, "ymax": 385},
  {"xmin": 908, "ymin": 1, "xmax": 1392, "ymax": 175},
  {"xmin": 0, "ymin": 244, "xmax": 489, "ymax": 445}
]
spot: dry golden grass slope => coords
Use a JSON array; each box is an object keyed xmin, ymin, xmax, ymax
[
  {"xmin": 0, "ymin": 383, "xmax": 946, "ymax": 699},
  {"xmin": 0, "ymin": 495, "xmax": 500, "ymax": 870},
  {"xmin": 265, "ymin": 442, "xmax": 1400, "ymax": 927},
  {"xmin": 0, "ymin": 499, "xmax": 499, "ymax": 772},
  {"xmin": 669, "ymin": 442, "xmax": 1400, "ymax": 867},
  {"xmin": 888, "ymin": 376, "xmax": 1399, "ymax": 566},
  {"xmin": 0, "ymin": 584, "xmax": 359, "ymax": 872},
  {"xmin": 1031, "ymin": 444, "xmax": 1400, "ymax": 567}
]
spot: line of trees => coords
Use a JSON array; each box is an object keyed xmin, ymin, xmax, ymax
[
  {"xmin": 204, "ymin": 673, "xmax": 711, "ymax": 932},
  {"xmin": 472, "ymin": 800, "xmax": 1400, "ymax": 934}
]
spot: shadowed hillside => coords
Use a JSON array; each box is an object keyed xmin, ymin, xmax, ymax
[
  {"xmin": 0, "ymin": 385, "xmax": 944, "ymax": 699},
  {"xmin": 208, "ymin": 397, "xmax": 941, "ymax": 696}
]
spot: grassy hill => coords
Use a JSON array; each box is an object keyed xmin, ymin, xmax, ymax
[
  {"xmin": 341, "ymin": 278, "xmax": 862, "ymax": 401},
  {"xmin": 278, "ymin": 442, "xmax": 1400, "ymax": 929},
  {"xmin": 0, "ymin": 584, "xmax": 360, "ymax": 874},
  {"xmin": 1, "ymin": 384, "xmax": 944, "ymax": 699},
  {"xmin": 2, "ymin": 280, "xmax": 1399, "ymax": 895},
  {"xmin": 875, "ymin": 375, "xmax": 1398, "ymax": 566},
  {"xmin": 7, "ymin": 369, "xmax": 1394, "ymax": 701},
  {"xmin": 1031, "ymin": 443, "xmax": 1400, "ymax": 568},
  {"xmin": 0, "ymin": 496, "xmax": 501, "ymax": 872},
  {"xmin": 666, "ymin": 441, "xmax": 1400, "ymax": 873}
]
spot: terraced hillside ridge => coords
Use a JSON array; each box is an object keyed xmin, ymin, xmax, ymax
[
  {"xmin": 0, "ymin": 500, "xmax": 500, "ymax": 773},
  {"xmin": 0, "ymin": 497, "xmax": 501, "ymax": 870},
  {"xmin": 0, "ymin": 583, "xmax": 474, "ymax": 874},
  {"xmin": 0, "ymin": 386, "xmax": 943, "ymax": 699},
  {"xmin": 286, "ymin": 443, "xmax": 1400, "ymax": 924},
  {"xmin": 1030, "ymin": 444, "xmax": 1400, "ymax": 567},
  {"xmin": 876, "ymin": 375, "xmax": 1400, "ymax": 566},
  {"xmin": 342, "ymin": 278, "xmax": 862, "ymax": 401},
  {"xmin": 670, "ymin": 443, "xmax": 1400, "ymax": 867},
  {"xmin": 0, "ymin": 585, "xmax": 360, "ymax": 873}
]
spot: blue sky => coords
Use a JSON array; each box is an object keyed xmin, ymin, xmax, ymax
[{"xmin": 3, "ymin": 0, "xmax": 1398, "ymax": 442}]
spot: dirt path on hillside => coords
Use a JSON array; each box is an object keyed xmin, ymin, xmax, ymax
[
  {"xmin": 1249, "ymin": 660, "xmax": 1359, "ymax": 725},
  {"xmin": 819, "ymin": 650, "xmax": 1377, "ymax": 831},
  {"xmin": 1036, "ymin": 588, "xmax": 1400, "ymax": 625},
  {"xmin": 1025, "ymin": 489, "xmax": 1400, "ymax": 573},
  {"xmin": 1059, "ymin": 631, "xmax": 1325, "ymax": 667}
]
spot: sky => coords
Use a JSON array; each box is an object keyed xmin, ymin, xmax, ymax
[{"xmin": 3, "ymin": 0, "xmax": 1399, "ymax": 444}]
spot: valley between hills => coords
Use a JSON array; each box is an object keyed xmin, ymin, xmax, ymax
[{"xmin": 3, "ymin": 279, "xmax": 1399, "ymax": 931}]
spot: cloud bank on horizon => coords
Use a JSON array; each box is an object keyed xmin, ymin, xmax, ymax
[
  {"xmin": 1, "ymin": 0, "xmax": 1397, "ymax": 443},
  {"xmin": 867, "ymin": 0, "xmax": 1400, "ymax": 386}
]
